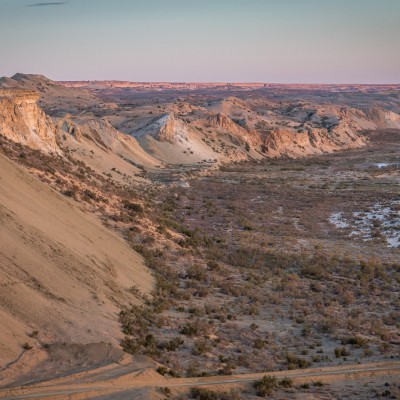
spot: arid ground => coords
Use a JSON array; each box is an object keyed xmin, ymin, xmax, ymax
[{"xmin": 0, "ymin": 75, "xmax": 399, "ymax": 399}]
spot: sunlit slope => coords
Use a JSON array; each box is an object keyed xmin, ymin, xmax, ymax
[{"xmin": 0, "ymin": 153, "xmax": 153, "ymax": 366}]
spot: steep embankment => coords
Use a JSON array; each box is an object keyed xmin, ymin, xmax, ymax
[
  {"xmin": 3, "ymin": 75, "xmax": 399, "ymax": 166},
  {"xmin": 0, "ymin": 153, "xmax": 154, "ymax": 366},
  {"xmin": 0, "ymin": 89, "xmax": 59, "ymax": 154},
  {"xmin": 135, "ymin": 113, "xmax": 221, "ymax": 164},
  {"xmin": 207, "ymin": 98, "xmax": 371, "ymax": 158},
  {"xmin": 0, "ymin": 86, "xmax": 161, "ymax": 183},
  {"xmin": 57, "ymin": 116, "xmax": 162, "ymax": 182}
]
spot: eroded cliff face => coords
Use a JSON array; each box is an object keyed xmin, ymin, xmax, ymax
[
  {"xmin": 2, "ymin": 76, "xmax": 399, "ymax": 166},
  {"xmin": 259, "ymin": 107, "xmax": 369, "ymax": 158},
  {"xmin": 0, "ymin": 89, "xmax": 60, "ymax": 154},
  {"xmin": 154, "ymin": 114, "xmax": 175, "ymax": 143},
  {"xmin": 208, "ymin": 112, "xmax": 239, "ymax": 131},
  {"xmin": 260, "ymin": 127, "xmax": 364, "ymax": 158}
]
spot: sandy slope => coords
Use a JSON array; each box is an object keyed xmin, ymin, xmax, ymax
[
  {"xmin": 57, "ymin": 117, "xmax": 162, "ymax": 184},
  {"xmin": 0, "ymin": 153, "xmax": 154, "ymax": 367}
]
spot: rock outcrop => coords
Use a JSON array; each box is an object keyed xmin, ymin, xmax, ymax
[
  {"xmin": 0, "ymin": 89, "xmax": 60, "ymax": 154},
  {"xmin": 208, "ymin": 112, "xmax": 238, "ymax": 131},
  {"xmin": 138, "ymin": 113, "xmax": 189, "ymax": 144},
  {"xmin": 155, "ymin": 114, "xmax": 178, "ymax": 143},
  {"xmin": 2, "ymin": 74, "xmax": 399, "ymax": 166},
  {"xmin": 367, "ymin": 107, "xmax": 400, "ymax": 129}
]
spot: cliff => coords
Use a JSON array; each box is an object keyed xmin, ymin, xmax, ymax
[{"xmin": 0, "ymin": 89, "xmax": 60, "ymax": 154}]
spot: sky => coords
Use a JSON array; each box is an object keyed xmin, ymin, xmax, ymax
[{"xmin": 0, "ymin": 0, "xmax": 399, "ymax": 83}]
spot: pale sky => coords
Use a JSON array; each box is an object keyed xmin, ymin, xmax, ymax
[{"xmin": 0, "ymin": 0, "xmax": 399, "ymax": 83}]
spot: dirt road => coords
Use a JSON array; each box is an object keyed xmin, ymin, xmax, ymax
[{"xmin": 0, "ymin": 361, "xmax": 399, "ymax": 399}]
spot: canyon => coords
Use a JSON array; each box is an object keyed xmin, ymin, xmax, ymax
[{"xmin": 0, "ymin": 74, "xmax": 399, "ymax": 399}]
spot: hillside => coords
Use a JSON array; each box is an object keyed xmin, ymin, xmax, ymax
[
  {"xmin": 0, "ymin": 74, "xmax": 399, "ymax": 398},
  {"xmin": 3, "ymin": 74, "xmax": 400, "ymax": 167},
  {"xmin": 0, "ymin": 73, "xmax": 99, "ymax": 115},
  {"xmin": 0, "ymin": 89, "xmax": 59, "ymax": 154},
  {"xmin": 0, "ymin": 153, "xmax": 153, "ymax": 366}
]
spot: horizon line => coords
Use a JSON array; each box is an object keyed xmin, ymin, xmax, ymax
[
  {"xmin": 56, "ymin": 80, "xmax": 400, "ymax": 86},
  {"xmin": 5, "ymin": 74, "xmax": 400, "ymax": 86}
]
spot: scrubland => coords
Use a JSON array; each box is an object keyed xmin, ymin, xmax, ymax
[
  {"xmin": 0, "ymin": 76, "xmax": 399, "ymax": 398},
  {"xmin": 1, "ymin": 129, "xmax": 398, "ymax": 398}
]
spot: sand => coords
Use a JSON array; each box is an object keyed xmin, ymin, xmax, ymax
[{"xmin": 0, "ymin": 153, "xmax": 154, "ymax": 370}]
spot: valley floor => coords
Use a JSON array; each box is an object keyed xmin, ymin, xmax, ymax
[{"xmin": 0, "ymin": 129, "xmax": 399, "ymax": 399}]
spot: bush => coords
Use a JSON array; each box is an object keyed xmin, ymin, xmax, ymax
[
  {"xmin": 158, "ymin": 337, "xmax": 184, "ymax": 352},
  {"xmin": 191, "ymin": 388, "xmax": 218, "ymax": 400},
  {"xmin": 279, "ymin": 377, "xmax": 294, "ymax": 387},
  {"xmin": 157, "ymin": 366, "xmax": 168, "ymax": 376},
  {"xmin": 190, "ymin": 388, "xmax": 241, "ymax": 400},
  {"xmin": 187, "ymin": 264, "xmax": 207, "ymax": 281},
  {"xmin": 254, "ymin": 338, "xmax": 266, "ymax": 349},
  {"xmin": 342, "ymin": 336, "xmax": 368, "ymax": 348},
  {"xmin": 82, "ymin": 188, "xmax": 97, "ymax": 201},
  {"xmin": 123, "ymin": 201, "xmax": 143, "ymax": 213},
  {"xmin": 286, "ymin": 353, "xmax": 311, "ymax": 369},
  {"xmin": 62, "ymin": 188, "xmax": 77, "ymax": 198},
  {"xmin": 180, "ymin": 319, "xmax": 210, "ymax": 337},
  {"xmin": 192, "ymin": 339, "xmax": 211, "ymax": 356},
  {"xmin": 207, "ymin": 260, "xmax": 219, "ymax": 270},
  {"xmin": 120, "ymin": 337, "xmax": 140, "ymax": 354},
  {"xmin": 181, "ymin": 322, "xmax": 199, "ymax": 337},
  {"xmin": 300, "ymin": 383, "xmax": 310, "ymax": 389},
  {"xmin": 160, "ymin": 387, "xmax": 171, "ymax": 396},
  {"xmin": 254, "ymin": 375, "xmax": 278, "ymax": 396},
  {"xmin": 334, "ymin": 346, "xmax": 350, "ymax": 358},
  {"xmin": 157, "ymin": 367, "xmax": 180, "ymax": 377}
]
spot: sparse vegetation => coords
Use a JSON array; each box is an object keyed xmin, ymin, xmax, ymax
[{"xmin": 1, "ymin": 83, "xmax": 399, "ymax": 400}]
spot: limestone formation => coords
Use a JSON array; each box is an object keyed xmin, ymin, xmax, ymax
[{"xmin": 0, "ymin": 89, "xmax": 60, "ymax": 154}]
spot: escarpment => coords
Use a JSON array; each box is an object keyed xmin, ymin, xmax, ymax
[{"xmin": 0, "ymin": 89, "xmax": 60, "ymax": 154}]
